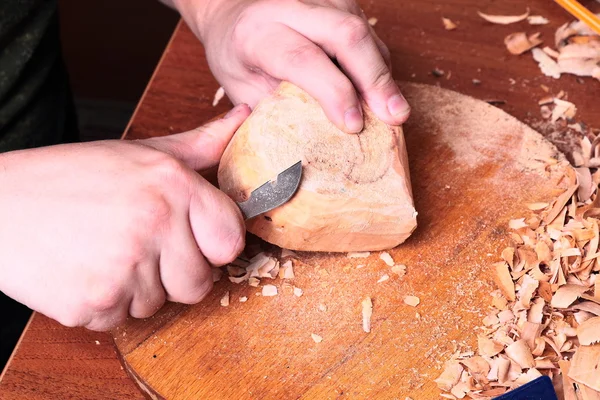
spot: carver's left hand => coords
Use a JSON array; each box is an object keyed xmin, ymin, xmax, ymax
[{"xmin": 165, "ymin": 0, "xmax": 411, "ymax": 134}]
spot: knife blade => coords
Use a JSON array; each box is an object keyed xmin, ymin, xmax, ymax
[{"xmin": 236, "ymin": 160, "xmax": 302, "ymax": 220}]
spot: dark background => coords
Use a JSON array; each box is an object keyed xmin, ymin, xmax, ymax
[{"xmin": 59, "ymin": 0, "xmax": 179, "ymax": 141}]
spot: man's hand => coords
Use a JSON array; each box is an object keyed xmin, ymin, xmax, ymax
[
  {"xmin": 172, "ymin": 0, "xmax": 410, "ymax": 133},
  {"xmin": 0, "ymin": 105, "xmax": 251, "ymax": 331}
]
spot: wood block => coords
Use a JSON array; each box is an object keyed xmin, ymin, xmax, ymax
[{"xmin": 218, "ymin": 82, "xmax": 417, "ymax": 252}]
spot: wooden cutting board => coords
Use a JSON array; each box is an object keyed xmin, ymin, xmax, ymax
[{"xmin": 112, "ymin": 82, "xmax": 570, "ymax": 399}]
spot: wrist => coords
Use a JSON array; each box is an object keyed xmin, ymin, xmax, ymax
[{"xmin": 170, "ymin": 0, "xmax": 220, "ymax": 42}]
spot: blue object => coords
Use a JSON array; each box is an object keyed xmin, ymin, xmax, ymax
[{"xmin": 493, "ymin": 376, "xmax": 558, "ymax": 400}]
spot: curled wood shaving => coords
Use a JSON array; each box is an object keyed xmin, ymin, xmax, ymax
[
  {"xmin": 494, "ymin": 262, "xmax": 516, "ymax": 301},
  {"xmin": 311, "ymin": 333, "xmax": 323, "ymax": 343},
  {"xmin": 477, "ymin": 8, "xmax": 529, "ymax": 25},
  {"xmin": 543, "ymin": 46, "xmax": 560, "ymax": 59},
  {"xmin": 442, "ymin": 17, "xmax": 457, "ymax": 31},
  {"xmin": 220, "ymin": 291, "xmax": 230, "ymax": 307},
  {"xmin": 504, "ymin": 32, "xmax": 543, "ymax": 55},
  {"xmin": 551, "ymin": 98, "xmax": 577, "ymax": 123},
  {"xmin": 568, "ymin": 344, "xmax": 600, "ymax": 391},
  {"xmin": 434, "ymin": 361, "xmax": 464, "ymax": 391},
  {"xmin": 551, "ymin": 284, "xmax": 589, "ymax": 308},
  {"xmin": 478, "ymin": 335, "xmax": 504, "ymax": 357},
  {"xmin": 262, "ymin": 284, "xmax": 278, "ymax": 297},
  {"xmin": 528, "ymin": 15, "xmax": 549, "ymax": 25},
  {"xmin": 379, "ymin": 252, "xmax": 395, "ymax": 266},
  {"xmin": 505, "ymin": 339, "xmax": 535, "ymax": 368},
  {"xmin": 279, "ymin": 259, "xmax": 295, "ymax": 279},
  {"xmin": 362, "ymin": 297, "xmax": 373, "ymax": 333},
  {"xmin": 576, "ymin": 316, "xmax": 600, "ymax": 345},
  {"xmin": 532, "ymin": 48, "xmax": 561, "ymax": 79},
  {"xmin": 437, "ymin": 162, "xmax": 600, "ymax": 399},
  {"xmin": 212, "ymin": 86, "xmax": 225, "ymax": 107},
  {"xmin": 392, "ymin": 264, "xmax": 407, "ymax": 277},
  {"xmin": 404, "ymin": 296, "xmax": 420, "ymax": 307}
]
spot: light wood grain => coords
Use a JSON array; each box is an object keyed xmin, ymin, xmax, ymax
[
  {"xmin": 1, "ymin": 0, "xmax": 599, "ymax": 398},
  {"xmin": 113, "ymin": 81, "xmax": 570, "ymax": 399}
]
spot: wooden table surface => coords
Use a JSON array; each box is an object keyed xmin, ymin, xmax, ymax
[{"xmin": 1, "ymin": 0, "xmax": 599, "ymax": 398}]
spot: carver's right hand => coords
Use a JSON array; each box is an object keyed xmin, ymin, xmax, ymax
[{"xmin": 0, "ymin": 104, "xmax": 251, "ymax": 332}]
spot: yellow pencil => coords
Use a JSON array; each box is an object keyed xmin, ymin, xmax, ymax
[{"xmin": 555, "ymin": 0, "xmax": 600, "ymax": 36}]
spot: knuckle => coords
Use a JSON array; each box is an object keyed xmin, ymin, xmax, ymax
[
  {"xmin": 370, "ymin": 65, "xmax": 394, "ymax": 91},
  {"xmin": 154, "ymin": 156, "xmax": 190, "ymax": 186},
  {"xmin": 282, "ymin": 44, "xmax": 323, "ymax": 70},
  {"xmin": 340, "ymin": 15, "xmax": 371, "ymax": 48},
  {"xmin": 212, "ymin": 215, "xmax": 246, "ymax": 266},
  {"xmin": 86, "ymin": 283, "xmax": 123, "ymax": 313},
  {"xmin": 139, "ymin": 192, "xmax": 173, "ymax": 232},
  {"xmin": 132, "ymin": 293, "xmax": 165, "ymax": 319},
  {"xmin": 184, "ymin": 279, "xmax": 213, "ymax": 305}
]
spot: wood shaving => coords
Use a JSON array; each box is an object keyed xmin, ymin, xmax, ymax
[
  {"xmin": 392, "ymin": 264, "xmax": 407, "ymax": 277},
  {"xmin": 504, "ymin": 32, "xmax": 543, "ymax": 55},
  {"xmin": 377, "ymin": 274, "xmax": 390, "ymax": 283},
  {"xmin": 577, "ymin": 317, "xmax": 600, "ymax": 345},
  {"xmin": 262, "ymin": 284, "xmax": 278, "ymax": 297},
  {"xmin": 442, "ymin": 17, "xmax": 457, "ymax": 31},
  {"xmin": 477, "ymin": 8, "xmax": 529, "ymax": 25},
  {"xmin": 348, "ymin": 252, "xmax": 370, "ymax": 258},
  {"xmin": 367, "ymin": 17, "xmax": 377, "ymax": 26},
  {"xmin": 532, "ymin": 48, "xmax": 561, "ymax": 79},
  {"xmin": 379, "ymin": 252, "xmax": 395, "ymax": 266},
  {"xmin": 551, "ymin": 98, "xmax": 577, "ymax": 123},
  {"xmin": 239, "ymin": 296, "xmax": 248, "ymax": 303},
  {"xmin": 494, "ymin": 262, "xmax": 516, "ymax": 301},
  {"xmin": 311, "ymin": 333, "xmax": 323, "ymax": 343},
  {"xmin": 437, "ymin": 162, "xmax": 600, "ymax": 399},
  {"xmin": 404, "ymin": 296, "xmax": 420, "ymax": 307},
  {"xmin": 543, "ymin": 46, "xmax": 560, "ymax": 59},
  {"xmin": 569, "ymin": 345, "xmax": 600, "ymax": 391},
  {"xmin": 362, "ymin": 297, "xmax": 373, "ymax": 333},
  {"xmin": 212, "ymin": 86, "xmax": 225, "ymax": 107},
  {"xmin": 279, "ymin": 259, "xmax": 295, "ymax": 279},
  {"xmin": 528, "ymin": 15, "xmax": 549, "ymax": 25},
  {"xmin": 293, "ymin": 287, "xmax": 303, "ymax": 297},
  {"xmin": 220, "ymin": 291, "xmax": 230, "ymax": 307}
]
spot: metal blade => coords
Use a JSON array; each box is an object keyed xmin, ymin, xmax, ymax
[{"xmin": 237, "ymin": 161, "xmax": 302, "ymax": 220}]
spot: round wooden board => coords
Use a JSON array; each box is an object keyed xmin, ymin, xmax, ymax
[{"xmin": 112, "ymin": 82, "xmax": 570, "ymax": 399}]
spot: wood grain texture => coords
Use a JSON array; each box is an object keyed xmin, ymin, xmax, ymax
[
  {"xmin": 1, "ymin": 0, "xmax": 599, "ymax": 398},
  {"xmin": 218, "ymin": 82, "xmax": 417, "ymax": 252},
  {"xmin": 112, "ymin": 81, "xmax": 570, "ymax": 399}
]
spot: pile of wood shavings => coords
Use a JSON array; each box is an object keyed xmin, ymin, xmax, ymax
[
  {"xmin": 476, "ymin": 9, "xmax": 600, "ymax": 82},
  {"xmin": 436, "ymin": 163, "xmax": 600, "ymax": 399}
]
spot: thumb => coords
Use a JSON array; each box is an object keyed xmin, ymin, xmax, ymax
[{"xmin": 143, "ymin": 104, "xmax": 251, "ymax": 171}]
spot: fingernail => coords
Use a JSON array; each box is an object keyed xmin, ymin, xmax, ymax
[
  {"xmin": 344, "ymin": 106, "xmax": 363, "ymax": 133},
  {"xmin": 387, "ymin": 94, "xmax": 410, "ymax": 118},
  {"xmin": 224, "ymin": 104, "xmax": 245, "ymax": 119}
]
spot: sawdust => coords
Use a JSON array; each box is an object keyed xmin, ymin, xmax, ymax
[{"xmin": 399, "ymin": 82, "xmax": 562, "ymax": 173}]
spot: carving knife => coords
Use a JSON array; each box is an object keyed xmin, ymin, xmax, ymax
[{"xmin": 236, "ymin": 161, "xmax": 303, "ymax": 220}]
